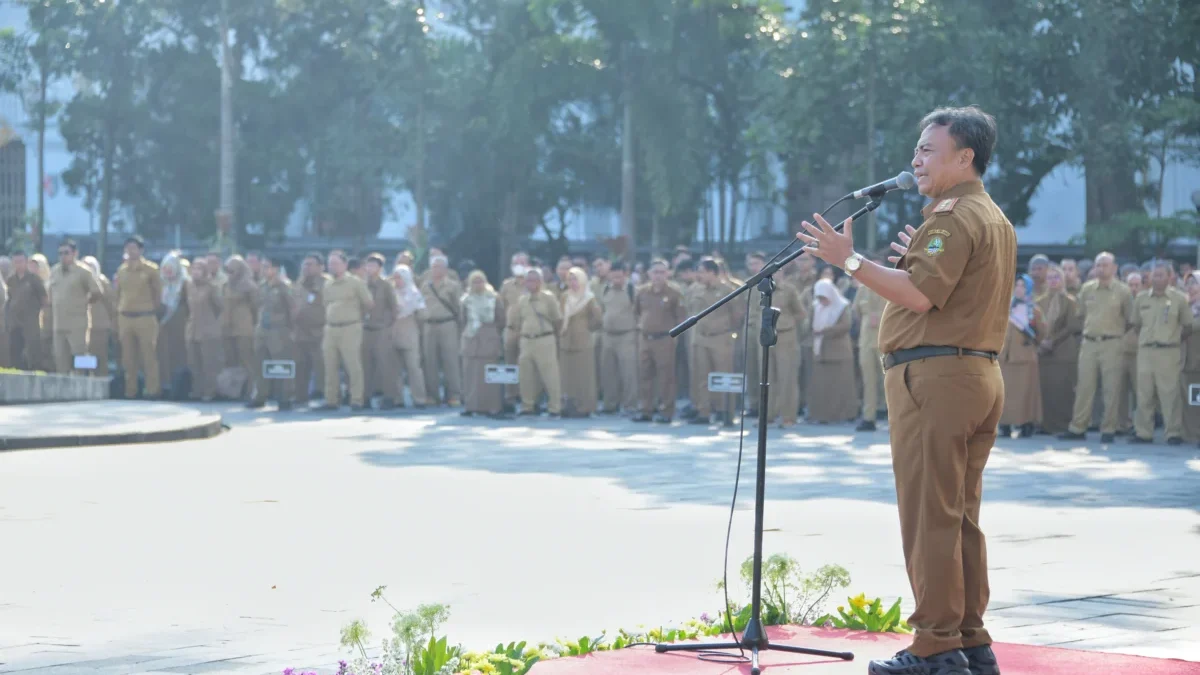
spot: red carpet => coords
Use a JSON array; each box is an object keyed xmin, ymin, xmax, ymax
[{"xmin": 531, "ymin": 626, "xmax": 1200, "ymax": 674}]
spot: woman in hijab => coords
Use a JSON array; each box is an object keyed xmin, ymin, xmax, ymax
[
  {"xmin": 30, "ymin": 253, "xmax": 54, "ymax": 371},
  {"xmin": 1182, "ymin": 272, "xmax": 1200, "ymax": 445},
  {"xmin": 558, "ymin": 266, "xmax": 602, "ymax": 417},
  {"xmin": 82, "ymin": 256, "xmax": 118, "ymax": 377},
  {"xmin": 459, "ymin": 269, "xmax": 507, "ymax": 416},
  {"xmin": 807, "ymin": 277, "xmax": 857, "ymax": 423},
  {"xmin": 157, "ymin": 251, "xmax": 190, "ymax": 394},
  {"xmin": 390, "ymin": 264, "xmax": 428, "ymax": 407},
  {"xmin": 222, "ymin": 255, "xmax": 259, "ymax": 399},
  {"xmin": 1036, "ymin": 264, "xmax": 1081, "ymax": 434},
  {"xmin": 999, "ymin": 275, "xmax": 1044, "ymax": 438}
]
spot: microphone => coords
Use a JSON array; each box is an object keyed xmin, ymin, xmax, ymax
[{"xmin": 850, "ymin": 171, "xmax": 917, "ymax": 199}]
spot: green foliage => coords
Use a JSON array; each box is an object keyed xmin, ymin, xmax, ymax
[
  {"xmin": 718, "ymin": 555, "xmax": 852, "ymax": 629},
  {"xmin": 813, "ymin": 594, "xmax": 912, "ymax": 634},
  {"xmin": 411, "ymin": 636, "xmax": 461, "ymax": 675},
  {"xmin": 1070, "ymin": 210, "xmax": 1200, "ymax": 260}
]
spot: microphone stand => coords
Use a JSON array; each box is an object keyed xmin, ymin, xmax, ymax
[{"xmin": 655, "ymin": 196, "xmax": 884, "ymax": 675}]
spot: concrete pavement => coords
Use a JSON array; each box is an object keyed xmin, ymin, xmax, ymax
[
  {"xmin": 0, "ymin": 401, "xmax": 1196, "ymax": 674},
  {"xmin": 0, "ymin": 402, "xmax": 223, "ymax": 451}
]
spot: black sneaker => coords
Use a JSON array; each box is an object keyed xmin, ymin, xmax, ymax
[
  {"xmin": 856, "ymin": 420, "xmax": 877, "ymax": 432},
  {"xmin": 652, "ymin": 414, "xmax": 672, "ymax": 424},
  {"xmin": 1058, "ymin": 431, "xmax": 1085, "ymax": 440},
  {"xmin": 1100, "ymin": 433, "xmax": 1114, "ymax": 443},
  {"xmin": 962, "ymin": 645, "xmax": 1000, "ymax": 675},
  {"xmin": 631, "ymin": 414, "xmax": 653, "ymax": 422},
  {"xmin": 869, "ymin": 649, "xmax": 970, "ymax": 675},
  {"xmin": 1129, "ymin": 435, "xmax": 1152, "ymax": 444}
]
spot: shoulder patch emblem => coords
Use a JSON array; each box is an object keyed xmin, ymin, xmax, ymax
[
  {"xmin": 934, "ymin": 198, "xmax": 959, "ymax": 214},
  {"xmin": 925, "ymin": 236, "xmax": 946, "ymax": 257},
  {"xmin": 927, "ymin": 228, "xmax": 951, "ymax": 238}
]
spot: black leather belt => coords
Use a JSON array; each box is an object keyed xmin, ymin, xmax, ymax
[
  {"xmin": 1144, "ymin": 343, "xmax": 1179, "ymax": 348},
  {"xmin": 605, "ymin": 329, "xmax": 634, "ymax": 336},
  {"xmin": 328, "ymin": 319, "xmax": 361, "ymax": 327},
  {"xmin": 1083, "ymin": 335, "xmax": 1121, "ymax": 341},
  {"xmin": 881, "ymin": 346, "xmax": 998, "ymax": 371},
  {"xmin": 427, "ymin": 317, "xmax": 456, "ymax": 324},
  {"xmin": 522, "ymin": 331, "xmax": 554, "ymax": 339},
  {"xmin": 120, "ymin": 310, "xmax": 156, "ymax": 317}
]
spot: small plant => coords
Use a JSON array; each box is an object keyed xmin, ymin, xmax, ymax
[
  {"xmin": 814, "ymin": 594, "xmax": 911, "ymax": 634},
  {"xmin": 716, "ymin": 555, "xmax": 851, "ymax": 629}
]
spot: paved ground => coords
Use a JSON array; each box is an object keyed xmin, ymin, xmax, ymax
[
  {"xmin": 0, "ymin": 402, "xmax": 222, "ymax": 450},
  {"xmin": 0, "ymin": 401, "xmax": 1198, "ymax": 675}
]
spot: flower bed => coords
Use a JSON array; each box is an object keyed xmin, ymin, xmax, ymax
[{"xmin": 286, "ymin": 556, "xmax": 910, "ymax": 675}]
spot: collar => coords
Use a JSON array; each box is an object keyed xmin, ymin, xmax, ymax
[{"xmin": 921, "ymin": 179, "xmax": 985, "ymax": 218}]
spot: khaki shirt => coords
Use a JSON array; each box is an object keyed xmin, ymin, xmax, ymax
[
  {"xmin": 517, "ymin": 289, "xmax": 561, "ymax": 337},
  {"xmin": 222, "ymin": 275, "xmax": 260, "ymax": 338},
  {"xmin": 852, "ymin": 284, "xmax": 886, "ymax": 349},
  {"xmin": 184, "ymin": 279, "xmax": 223, "ymax": 341},
  {"xmin": 879, "ymin": 179, "xmax": 1017, "ymax": 354},
  {"xmin": 1133, "ymin": 288, "xmax": 1191, "ymax": 346},
  {"xmin": 693, "ymin": 281, "xmax": 744, "ymax": 340},
  {"xmin": 258, "ymin": 279, "xmax": 296, "ymax": 335},
  {"xmin": 773, "ymin": 280, "xmax": 806, "ymax": 334},
  {"xmin": 499, "ymin": 278, "xmax": 526, "ymax": 333},
  {"xmin": 365, "ymin": 277, "xmax": 399, "ymax": 330},
  {"xmin": 421, "ymin": 276, "xmax": 462, "ymax": 323},
  {"xmin": 323, "ymin": 274, "xmax": 373, "ymax": 325},
  {"xmin": 1077, "ymin": 279, "xmax": 1134, "ymax": 339},
  {"xmin": 115, "ymin": 259, "xmax": 162, "ymax": 314},
  {"xmin": 49, "ymin": 263, "xmax": 100, "ymax": 332},
  {"xmin": 89, "ymin": 275, "xmax": 117, "ymax": 332},
  {"xmin": 293, "ymin": 275, "xmax": 329, "ymax": 342},
  {"xmin": 599, "ymin": 282, "xmax": 637, "ymax": 334},
  {"xmin": 635, "ymin": 283, "xmax": 685, "ymax": 335}
]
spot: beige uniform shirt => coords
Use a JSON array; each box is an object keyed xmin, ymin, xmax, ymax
[
  {"xmin": 89, "ymin": 276, "xmax": 117, "ymax": 332},
  {"xmin": 1133, "ymin": 287, "xmax": 1192, "ymax": 346},
  {"xmin": 1077, "ymin": 278, "xmax": 1133, "ymax": 339},
  {"xmin": 517, "ymin": 289, "xmax": 561, "ymax": 337},
  {"xmin": 693, "ymin": 281, "xmax": 743, "ymax": 341},
  {"xmin": 421, "ymin": 277, "xmax": 463, "ymax": 323},
  {"xmin": 599, "ymin": 282, "xmax": 637, "ymax": 334},
  {"xmin": 115, "ymin": 259, "xmax": 162, "ymax": 315},
  {"xmin": 635, "ymin": 283, "xmax": 686, "ymax": 335},
  {"xmin": 184, "ymin": 279, "xmax": 223, "ymax": 341},
  {"xmin": 258, "ymin": 279, "xmax": 296, "ymax": 335},
  {"xmin": 879, "ymin": 179, "xmax": 1018, "ymax": 355},
  {"xmin": 293, "ymin": 275, "xmax": 329, "ymax": 342},
  {"xmin": 323, "ymin": 274, "xmax": 373, "ymax": 325},
  {"xmin": 853, "ymin": 284, "xmax": 886, "ymax": 349},
  {"xmin": 49, "ymin": 263, "xmax": 100, "ymax": 332},
  {"xmin": 773, "ymin": 280, "xmax": 806, "ymax": 334}
]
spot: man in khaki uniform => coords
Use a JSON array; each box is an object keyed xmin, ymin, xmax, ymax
[
  {"xmin": 500, "ymin": 252, "xmax": 530, "ymax": 409},
  {"xmin": 1060, "ymin": 252, "xmax": 1133, "ymax": 443},
  {"xmin": 597, "ymin": 261, "xmax": 638, "ymax": 414},
  {"xmin": 516, "ymin": 269, "xmax": 562, "ymax": 416},
  {"xmin": 1130, "ymin": 261, "xmax": 1191, "ymax": 445},
  {"xmin": 1117, "ymin": 271, "xmax": 1143, "ymax": 433},
  {"xmin": 688, "ymin": 258, "xmax": 744, "ymax": 425},
  {"xmin": 743, "ymin": 252, "xmax": 766, "ymax": 413},
  {"xmin": 222, "ymin": 256, "xmax": 260, "ymax": 399},
  {"xmin": 420, "ymin": 255, "xmax": 463, "ymax": 405},
  {"xmin": 249, "ymin": 256, "xmax": 296, "ymax": 410},
  {"xmin": 853, "ymin": 273, "xmax": 888, "ymax": 431},
  {"xmin": 115, "ymin": 236, "xmax": 163, "ymax": 398},
  {"xmin": 761, "ymin": 272, "xmax": 806, "ymax": 427},
  {"xmin": 792, "ymin": 256, "xmax": 818, "ymax": 416},
  {"xmin": 799, "ymin": 106, "xmax": 1013, "ymax": 675},
  {"xmin": 293, "ymin": 252, "xmax": 329, "ymax": 404},
  {"xmin": 590, "ymin": 257, "xmax": 611, "ymax": 396},
  {"xmin": 48, "ymin": 239, "xmax": 101, "ymax": 373},
  {"xmin": 682, "ymin": 261, "xmax": 709, "ymax": 417},
  {"xmin": 363, "ymin": 253, "xmax": 402, "ymax": 409},
  {"xmin": 82, "ymin": 256, "xmax": 117, "ymax": 377},
  {"xmin": 6, "ymin": 252, "xmax": 47, "ymax": 370},
  {"xmin": 319, "ymin": 251, "xmax": 373, "ymax": 410},
  {"xmin": 633, "ymin": 259, "xmax": 685, "ymax": 422}
]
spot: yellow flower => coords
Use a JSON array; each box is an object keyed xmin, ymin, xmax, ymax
[
  {"xmin": 837, "ymin": 606, "xmax": 845, "ymax": 613},
  {"xmin": 849, "ymin": 594, "xmax": 869, "ymax": 611}
]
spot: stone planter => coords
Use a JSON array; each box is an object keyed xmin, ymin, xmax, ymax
[{"xmin": 0, "ymin": 372, "xmax": 111, "ymax": 404}]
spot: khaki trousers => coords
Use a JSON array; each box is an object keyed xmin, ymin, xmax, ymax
[
  {"xmin": 363, "ymin": 327, "xmax": 401, "ymax": 401},
  {"xmin": 293, "ymin": 339, "xmax": 323, "ymax": 403},
  {"xmin": 519, "ymin": 334, "xmax": 561, "ymax": 414},
  {"xmin": 745, "ymin": 332, "xmax": 761, "ymax": 410},
  {"xmin": 423, "ymin": 319, "xmax": 462, "ymax": 402},
  {"xmin": 0, "ymin": 324, "xmax": 8, "ymax": 368},
  {"xmin": 187, "ymin": 339, "xmax": 221, "ymax": 399},
  {"xmin": 600, "ymin": 330, "xmax": 639, "ymax": 412},
  {"xmin": 225, "ymin": 336, "xmax": 256, "ymax": 398},
  {"xmin": 1069, "ymin": 338, "xmax": 1124, "ymax": 435},
  {"xmin": 88, "ymin": 328, "xmax": 111, "ymax": 376},
  {"xmin": 1117, "ymin": 350, "xmax": 1137, "ymax": 432},
  {"xmin": 692, "ymin": 333, "xmax": 734, "ymax": 417},
  {"xmin": 859, "ymin": 343, "xmax": 883, "ymax": 421},
  {"xmin": 324, "ymin": 322, "xmax": 365, "ymax": 407},
  {"xmin": 53, "ymin": 328, "xmax": 88, "ymax": 374},
  {"xmin": 886, "ymin": 355, "xmax": 1003, "ymax": 658},
  {"xmin": 638, "ymin": 336, "xmax": 677, "ymax": 417},
  {"xmin": 119, "ymin": 314, "xmax": 160, "ymax": 397},
  {"xmin": 395, "ymin": 344, "xmax": 428, "ymax": 405},
  {"xmin": 11, "ymin": 320, "xmax": 42, "ymax": 371},
  {"xmin": 767, "ymin": 329, "xmax": 800, "ymax": 425},
  {"xmin": 254, "ymin": 331, "xmax": 295, "ymax": 404},
  {"xmin": 798, "ymin": 344, "xmax": 814, "ymax": 413},
  {"xmin": 504, "ymin": 329, "xmax": 520, "ymax": 404},
  {"xmin": 1135, "ymin": 347, "xmax": 1184, "ymax": 441}
]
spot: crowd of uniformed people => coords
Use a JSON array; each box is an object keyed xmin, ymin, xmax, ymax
[{"xmin": 1, "ymin": 236, "xmax": 1197, "ymax": 447}]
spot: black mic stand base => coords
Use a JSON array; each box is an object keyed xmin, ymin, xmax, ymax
[{"xmin": 652, "ymin": 275, "xmax": 856, "ymax": 674}]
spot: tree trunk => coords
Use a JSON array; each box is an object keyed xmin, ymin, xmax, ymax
[
  {"xmin": 98, "ymin": 126, "xmax": 114, "ymax": 270},
  {"xmin": 728, "ymin": 173, "xmax": 739, "ymax": 247},
  {"xmin": 499, "ymin": 189, "xmax": 518, "ymax": 277},
  {"xmin": 619, "ymin": 46, "xmax": 636, "ymax": 261},
  {"xmin": 865, "ymin": 4, "xmax": 878, "ymax": 252},
  {"xmin": 219, "ymin": 0, "xmax": 237, "ymax": 248},
  {"xmin": 1084, "ymin": 152, "xmax": 1141, "ymax": 228},
  {"xmin": 717, "ymin": 181, "xmax": 726, "ymax": 252},
  {"xmin": 415, "ymin": 91, "xmax": 426, "ymax": 231}
]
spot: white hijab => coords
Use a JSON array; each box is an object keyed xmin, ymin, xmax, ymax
[
  {"xmin": 392, "ymin": 265, "xmax": 426, "ymax": 319},
  {"xmin": 812, "ymin": 278, "xmax": 849, "ymax": 357}
]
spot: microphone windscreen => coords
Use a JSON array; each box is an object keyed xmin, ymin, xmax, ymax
[{"xmin": 896, "ymin": 171, "xmax": 917, "ymax": 190}]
